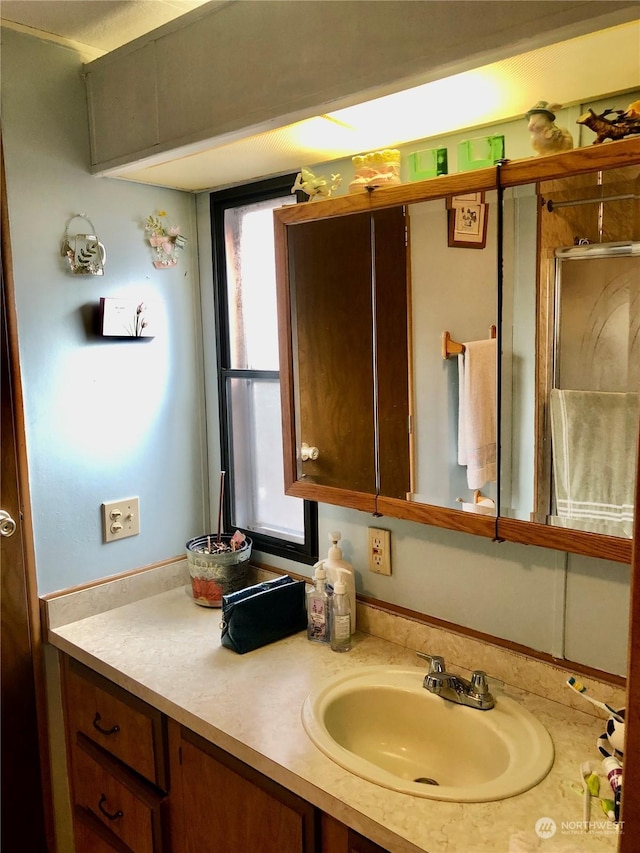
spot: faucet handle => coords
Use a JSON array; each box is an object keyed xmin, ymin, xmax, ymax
[
  {"xmin": 417, "ymin": 652, "xmax": 446, "ymax": 673},
  {"xmin": 470, "ymin": 671, "xmax": 491, "ymax": 697}
]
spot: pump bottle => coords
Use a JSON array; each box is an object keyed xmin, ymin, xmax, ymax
[
  {"xmin": 330, "ymin": 568, "xmax": 352, "ymax": 652},
  {"xmin": 323, "ymin": 531, "xmax": 356, "ymax": 630},
  {"xmin": 306, "ymin": 562, "xmax": 329, "ymax": 643}
]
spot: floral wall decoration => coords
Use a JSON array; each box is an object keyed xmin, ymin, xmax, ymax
[
  {"xmin": 60, "ymin": 213, "xmax": 106, "ymax": 275},
  {"xmin": 144, "ymin": 210, "xmax": 187, "ymax": 268}
]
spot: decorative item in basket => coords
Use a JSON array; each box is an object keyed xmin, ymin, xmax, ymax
[
  {"xmin": 60, "ymin": 213, "xmax": 106, "ymax": 276},
  {"xmin": 186, "ymin": 530, "xmax": 252, "ymax": 608}
]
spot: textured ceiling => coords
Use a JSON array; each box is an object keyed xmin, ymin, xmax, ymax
[{"xmin": 0, "ymin": 0, "xmax": 214, "ymax": 53}]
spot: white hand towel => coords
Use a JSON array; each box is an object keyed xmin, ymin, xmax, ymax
[
  {"xmin": 458, "ymin": 338, "xmax": 497, "ymax": 489},
  {"xmin": 549, "ymin": 388, "xmax": 637, "ymax": 533}
]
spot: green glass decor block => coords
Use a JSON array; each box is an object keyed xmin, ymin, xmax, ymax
[
  {"xmin": 457, "ymin": 135, "xmax": 505, "ymax": 171},
  {"xmin": 408, "ymin": 147, "xmax": 448, "ymax": 181}
]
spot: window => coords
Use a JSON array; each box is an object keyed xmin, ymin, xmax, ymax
[{"xmin": 210, "ymin": 175, "xmax": 318, "ymax": 563}]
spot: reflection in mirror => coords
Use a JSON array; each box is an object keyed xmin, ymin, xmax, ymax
[
  {"xmin": 501, "ymin": 166, "xmax": 639, "ymax": 538},
  {"xmin": 550, "ymin": 243, "xmax": 639, "ymax": 537},
  {"xmin": 407, "ymin": 191, "xmax": 498, "ymax": 513}
]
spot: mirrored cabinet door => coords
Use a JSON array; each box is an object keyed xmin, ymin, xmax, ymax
[
  {"xmin": 499, "ymin": 162, "xmax": 640, "ymax": 560},
  {"xmin": 282, "ymin": 206, "xmax": 409, "ymax": 506},
  {"xmin": 406, "ymin": 192, "xmax": 498, "ymax": 513},
  {"xmin": 287, "ymin": 211, "xmax": 377, "ymax": 494}
]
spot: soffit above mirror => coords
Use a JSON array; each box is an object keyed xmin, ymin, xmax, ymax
[{"xmin": 81, "ymin": 11, "xmax": 639, "ymax": 191}]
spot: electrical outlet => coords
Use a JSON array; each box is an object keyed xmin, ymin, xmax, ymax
[
  {"xmin": 102, "ymin": 497, "xmax": 140, "ymax": 543},
  {"xmin": 368, "ymin": 527, "xmax": 391, "ymax": 575}
]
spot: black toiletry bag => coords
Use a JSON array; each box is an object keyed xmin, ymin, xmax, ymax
[{"xmin": 220, "ymin": 575, "xmax": 307, "ymax": 654}]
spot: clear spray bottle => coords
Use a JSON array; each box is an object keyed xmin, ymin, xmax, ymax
[
  {"xmin": 330, "ymin": 568, "xmax": 352, "ymax": 652},
  {"xmin": 306, "ymin": 562, "xmax": 329, "ymax": 643}
]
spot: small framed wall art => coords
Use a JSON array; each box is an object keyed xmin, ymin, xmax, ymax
[
  {"xmin": 100, "ymin": 298, "xmax": 155, "ymax": 338},
  {"xmin": 447, "ymin": 193, "xmax": 488, "ymax": 249}
]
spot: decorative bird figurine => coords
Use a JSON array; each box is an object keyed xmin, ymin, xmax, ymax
[
  {"xmin": 291, "ymin": 168, "xmax": 342, "ymax": 201},
  {"xmin": 577, "ymin": 105, "xmax": 640, "ymax": 144},
  {"xmin": 525, "ymin": 101, "xmax": 573, "ymax": 156}
]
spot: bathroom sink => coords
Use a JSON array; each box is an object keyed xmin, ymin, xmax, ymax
[{"xmin": 302, "ymin": 665, "xmax": 554, "ymax": 801}]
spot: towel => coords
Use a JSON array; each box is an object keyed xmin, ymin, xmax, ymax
[
  {"xmin": 457, "ymin": 338, "xmax": 497, "ymax": 489},
  {"xmin": 549, "ymin": 389, "xmax": 637, "ymax": 535}
]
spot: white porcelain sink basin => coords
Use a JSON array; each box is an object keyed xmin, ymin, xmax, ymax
[{"xmin": 302, "ymin": 665, "xmax": 554, "ymax": 801}]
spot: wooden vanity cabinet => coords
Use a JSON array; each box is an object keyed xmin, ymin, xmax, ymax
[
  {"xmin": 321, "ymin": 814, "xmax": 390, "ymax": 853},
  {"xmin": 168, "ymin": 721, "xmax": 318, "ymax": 853},
  {"xmin": 167, "ymin": 722, "xmax": 390, "ymax": 853},
  {"xmin": 61, "ymin": 656, "xmax": 169, "ymax": 852},
  {"xmin": 61, "ymin": 655, "xmax": 391, "ymax": 853}
]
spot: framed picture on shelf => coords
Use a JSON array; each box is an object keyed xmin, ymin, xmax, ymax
[
  {"xmin": 447, "ymin": 197, "xmax": 488, "ymax": 249},
  {"xmin": 446, "ymin": 192, "xmax": 485, "ymax": 209}
]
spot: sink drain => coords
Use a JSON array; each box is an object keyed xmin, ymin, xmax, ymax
[{"xmin": 414, "ymin": 777, "xmax": 439, "ymax": 786}]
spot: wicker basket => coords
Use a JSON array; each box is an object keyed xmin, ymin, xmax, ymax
[{"xmin": 186, "ymin": 534, "xmax": 252, "ymax": 608}]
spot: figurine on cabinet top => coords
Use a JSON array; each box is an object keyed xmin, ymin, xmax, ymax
[
  {"xmin": 349, "ymin": 149, "xmax": 401, "ymax": 192},
  {"xmin": 525, "ymin": 101, "xmax": 573, "ymax": 156},
  {"xmin": 577, "ymin": 101, "xmax": 640, "ymax": 144},
  {"xmin": 291, "ymin": 168, "xmax": 342, "ymax": 201}
]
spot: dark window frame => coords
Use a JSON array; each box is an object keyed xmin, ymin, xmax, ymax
[{"xmin": 210, "ymin": 174, "xmax": 318, "ymax": 564}]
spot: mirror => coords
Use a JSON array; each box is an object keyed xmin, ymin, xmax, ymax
[
  {"xmin": 501, "ymin": 163, "xmax": 639, "ymax": 547},
  {"xmin": 275, "ymin": 140, "xmax": 639, "ymax": 559},
  {"xmin": 406, "ymin": 192, "xmax": 498, "ymax": 515},
  {"xmin": 281, "ymin": 189, "xmax": 500, "ymax": 522}
]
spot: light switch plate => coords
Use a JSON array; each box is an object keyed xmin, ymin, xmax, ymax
[{"xmin": 102, "ymin": 497, "xmax": 140, "ymax": 543}]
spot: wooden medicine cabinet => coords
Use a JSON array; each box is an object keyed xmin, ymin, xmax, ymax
[{"xmin": 274, "ymin": 138, "xmax": 640, "ymax": 562}]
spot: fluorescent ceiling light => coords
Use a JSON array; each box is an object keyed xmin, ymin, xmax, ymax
[{"xmin": 114, "ymin": 20, "xmax": 640, "ymax": 191}]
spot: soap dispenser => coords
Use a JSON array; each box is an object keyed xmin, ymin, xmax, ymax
[
  {"xmin": 306, "ymin": 561, "xmax": 329, "ymax": 643},
  {"xmin": 324, "ymin": 531, "xmax": 356, "ymax": 630},
  {"xmin": 330, "ymin": 568, "xmax": 352, "ymax": 653}
]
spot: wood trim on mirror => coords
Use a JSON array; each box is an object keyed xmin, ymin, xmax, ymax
[
  {"xmin": 618, "ymin": 422, "xmax": 640, "ymax": 849},
  {"xmin": 275, "ymin": 139, "xmax": 640, "ymax": 226},
  {"xmin": 274, "ymin": 215, "xmax": 298, "ymax": 492},
  {"xmin": 496, "ymin": 517, "xmax": 632, "ymax": 564},
  {"xmin": 375, "ymin": 496, "xmax": 496, "ymax": 537},
  {"xmin": 284, "ymin": 481, "xmax": 377, "ymax": 515}
]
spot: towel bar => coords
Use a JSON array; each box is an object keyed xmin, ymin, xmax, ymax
[
  {"xmin": 456, "ymin": 490, "xmax": 490, "ymax": 505},
  {"xmin": 442, "ymin": 325, "xmax": 496, "ymax": 360}
]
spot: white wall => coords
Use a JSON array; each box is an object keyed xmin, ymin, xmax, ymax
[
  {"xmin": 2, "ymin": 28, "xmax": 214, "ymax": 593},
  {"xmin": 1, "ymin": 27, "xmax": 632, "ymax": 676}
]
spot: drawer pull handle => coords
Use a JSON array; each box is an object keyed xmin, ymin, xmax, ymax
[
  {"xmin": 98, "ymin": 794, "xmax": 123, "ymax": 822},
  {"xmin": 93, "ymin": 712, "xmax": 120, "ymax": 736}
]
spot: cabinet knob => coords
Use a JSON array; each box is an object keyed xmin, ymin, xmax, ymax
[
  {"xmin": 300, "ymin": 443, "xmax": 319, "ymax": 461},
  {"xmin": 0, "ymin": 510, "xmax": 17, "ymax": 538}
]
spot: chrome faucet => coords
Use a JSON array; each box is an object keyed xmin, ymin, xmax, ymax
[{"xmin": 417, "ymin": 653, "xmax": 495, "ymax": 711}]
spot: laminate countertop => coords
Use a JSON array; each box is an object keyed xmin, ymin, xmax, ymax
[{"xmin": 45, "ymin": 575, "xmax": 622, "ymax": 853}]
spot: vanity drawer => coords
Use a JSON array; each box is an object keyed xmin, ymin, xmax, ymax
[
  {"xmin": 64, "ymin": 656, "xmax": 167, "ymax": 791},
  {"xmin": 71, "ymin": 733, "xmax": 165, "ymax": 853}
]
